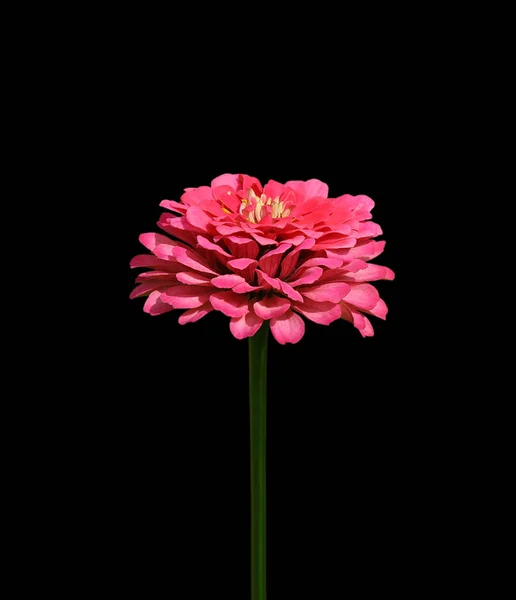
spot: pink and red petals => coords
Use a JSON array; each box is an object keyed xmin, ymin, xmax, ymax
[
  {"xmin": 343, "ymin": 283, "xmax": 380, "ymax": 311},
  {"xmin": 256, "ymin": 270, "xmax": 280, "ymax": 291},
  {"xmin": 356, "ymin": 221, "xmax": 383, "ymax": 239},
  {"xmin": 216, "ymin": 225, "xmax": 243, "ymax": 236},
  {"xmin": 225, "ymin": 236, "xmax": 260, "ymax": 260},
  {"xmin": 232, "ymin": 282, "xmax": 262, "ymax": 293},
  {"xmin": 159, "ymin": 199, "xmax": 186, "ymax": 214},
  {"xmin": 185, "ymin": 206, "xmax": 214, "ymax": 230},
  {"xmin": 227, "ymin": 257, "xmax": 258, "ymax": 271},
  {"xmin": 256, "ymin": 270, "xmax": 304, "ymax": 303},
  {"xmin": 209, "ymin": 291, "xmax": 250, "ymax": 317},
  {"xmin": 157, "ymin": 214, "xmax": 198, "ymax": 245},
  {"xmin": 352, "ymin": 240, "xmax": 385, "ymax": 261},
  {"xmin": 143, "ymin": 291, "xmax": 175, "ymax": 316},
  {"xmin": 285, "ymin": 179, "xmax": 329, "ymax": 200},
  {"xmin": 253, "ymin": 295, "xmax": 291, "ymax": 320},
  {"xmin": 130, "ymin": 255, "xmax": 181, "ymax": 271},
  {"xmin": 342, "ymin": 263, "xmax": 395, "ymax": 282},
  {"xmin": 131, "ymin": 174, "xmax": 394, "ymax": 341},
  {"xmin": 211, "ymin": 173, "xmax": 239, "ymax": 189},
  {"xmin": 238, "ymin": 174, "xmax": 262, "ymax": 195},
  {"xmin": 288, "ymin": 267, "xmax": 324, "ymax": 287},
  {"xmin": 293, "ymin": 298, "xmax": 342, "ymax": 325},
  {"xmin": 340, "ymin": 303, "xmax": 375, "ymax": 337},
  {"xmin": 258, "ymin": 243, "xmax": 292, "ymax": 277},
  {"xmin": 130, "ymin": 282, "xmax": 168, "ymax": 299},
  {"xmin": 171, "ymin": 247, "xmax": 218, "ymax": 275},
  {"xmin": 278, "ymin": 237, "xmax": 316, "ymax": 279},
  {"xmin": 250, "ymin": 232, "xmax": 278, "ymax": 246},
  {"xmin": 181, "ymin": 186, "xmax": 213, "ymax": 206},
  {"xmin": 136, "ymin": 271, "xmax": 178, "ymax": 282},
  {"xmin": 299, "ymin": 282, "xmax": 351, "ymax": 303},
  {"xmin": 175, "ymin": 271, "xmax": 212, "ymax": 286},
  {"xmin": 367, "ymin": 298, "xmax": 388, "ymax": 320},
  {"xmin": 263, "ymin": 180, "xmax": 284, "ymax": 200},
  {"xmin": 196, "ymin": 235, "xmax": 231, "ymax": 258},
  {"xmin": 270, "ymin": 310, "xmax": 305, "ymax": 345},
  {"xmin": 229, "ymin": 311, "xmax": 264, "ymax": 340},
  {"xmin": 178, "ymin": 303, "xmax": 213, "ymax": 325},
  {"xmin": 211, "ymin": 274, "xmax": 246, "ymax": 289},
  {"xmin": 294, "ymin": 257, "xmax": 343, "ymax": 271},
  {"xmin": 278, "ymin": 280, "xmax": 303, "ymax": 302},
  {"xmin": 139, "ymin": 232, "xmax": 179, "ymax": 252},
  {"xmin": 160, "ymin": 286, "xmax": 211, "ymax": 309}
]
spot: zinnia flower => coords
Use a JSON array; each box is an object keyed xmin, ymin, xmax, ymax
[{"xmin": 130, "ymin": 174, "xmax": 394, "ymax": 344}]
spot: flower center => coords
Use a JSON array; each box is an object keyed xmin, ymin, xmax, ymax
[{"xmin": 239, "ymin": 189, "xmax": 291, "ymax": 223}]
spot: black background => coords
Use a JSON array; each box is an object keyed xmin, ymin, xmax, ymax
[{"xmin": 14, "ymin": 11, "xmax": 502, "ymax": 595}]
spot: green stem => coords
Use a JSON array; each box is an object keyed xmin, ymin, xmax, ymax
[{"xmin": 249, "ymin": 322, "xmax": 269, "ymax": 600}]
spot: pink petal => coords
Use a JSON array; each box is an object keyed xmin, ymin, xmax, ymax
[
  {"xmin": 209, "ymin": 291, "xmax": 250, "ymax": 317},
  {"xmin": 256, "ymin": 270, "xmax": 281, "ymax": 291},
  {"xmin": 160, "ymin": 285, "xmax": 211, "ymax": 308},
  {"xmin": 258, "ymin": 243, "xmax": 292, "ymax": 277},
  {"xmin": 130, "ymin": 282, "xmax": 167, "ymax": 299},
  {"xmin": 229, "ymin": 311, "xmax": 264, "ymax": 340},
  {"xmin": 263, "ymin": 179, "xmax": 285, "ymax": 199},
  {"xmin": 285, "ymin": 179, "xmax": 329, "ymax": 199},
  {"xmin": 143, "ymin": 291, "xmax": 175, "ymax": 316},
  {"xmin": 342, "ymin": 263, "xmax": 395, "ymax": 282},
  {"xmin": 278, "ymin": 235, "xmax": 306, "ymax": 246},
  {"xmin": 211, "ymin": 274, "xmax": 246, "ymax": 288},
  {"xmin": 181, "ymin": 186, "xmax": 212, "ymax": 206},
  {"xmin": 186, "ymin": 206, "xmax": 213, "ymax": 230},
  {"xmin": 312, "ymin": 235, "xmax": 358, "ymax": 250},
  {"xmin": 253, "ymin": 295, "xmax": 291, "ymax": 320},
  {"xmin": 288, "ymin": 267, "xmax": 324, "ymax": 287},
  {"xmin": 130, "ymin": 255, "xmax": 181, "ymax": 271},
  {"xmin": 356, "ymin": 221, "xmax": 383, "ymax": 239},
  {"xmin": 279, "ymin": 280, "xmax": 303, "ymax": 302},
  {"xmin": 171, "ymin": 247, "xmax": 218, "ymax": 275},
  {"xmin": 196, "ymin": 235, "xmax": 232, "ymax": 259},
  {"xmin": 278, "ymin": 237, "xmax": 316, "ymax": 279},
  {"xmin": 238, "ymin": 174, "xmax": 262, "ymax": 194},
  {"xmin": 346, "ymin": 240, "xmax": 386, "ymax": 261},
  {"xmin": 270, "ymin": 310, "xmax": 305, "ymax": 345},
  {"xmin": 136, "ymin": 271, "xmax": 178, "ymax": 281},
  {"xmin": 139, "ymin": 232, "xmax": 178, "ymax": 252},
  {"xmin": 341, "ymin": 304, "xmax": 375, "ymax": 337},
  {"xmin": 211, "ymin": 173, "xmax": 239, "ymax": 189},
  {"xmin": 343, "ymin": 284, "xmax": 380, "ymax": 311},
  {"xmin": 176, "ymin": 271, "xmax": 212, "ymax": 286},
  {"xmin": 224, "ymin": 236, "xmax": 260, "ymax": 260},
  {"xmin": 293, "ymin": 257, "xmax": 343, "ymax": 270},
  {"xmin": 367, "ymin": 298, "xmax": 388, "ymax": 320},
  {"xmin": 292, "ymin": 298, "xmax": 342, "ymax": 325},
  {"xmin": 159, "ymin": 199, "xmax": 186, "ymax": 214},
  {"xmin": 227, "ymin": 258, "xmax": 258, "ymax": 270},
  {"xmin": 216, "ymin": 225, "xmax": 243, "ymax": 236},
  {"xmin": 341, "ymin": 259, "xmax": 369, "ymax": 273},
  {"xmin": 250, "ymin": 232, "xmax": 278, "ymax": 246},
  {"xmin": 212, "ymin": 185, "xmax": 241, "ymax": 212},
  {"xmin": 178, "ymin": 303, "xmax": 213, "ymax": 325},
  {"xmin": 232, "ymin": 282, "xmax": 262, "ymax": 293},
  {"xmin": 299, "ymin": 282, "xmax": 351, "ymax": 303},
  {"xmin": 158, "ymin": 214, "xmax": 197, "ymax": 245}
]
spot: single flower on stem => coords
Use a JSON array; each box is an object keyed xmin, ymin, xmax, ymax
[
  {"xmin": 130, "ymin": 174, "xmax": 394, "ymax": 342},
  {"xmin": 130, "ymin": 174, "xmax": 394, "ymax": 600}
]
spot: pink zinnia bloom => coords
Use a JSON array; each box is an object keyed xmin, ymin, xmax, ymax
[{"xmin": 130, "ymin": 174, "xmax": 394, "ymax": 344}]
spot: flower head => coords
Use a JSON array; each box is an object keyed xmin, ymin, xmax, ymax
[{"xmin": 130, "ymin": 174, "xmax": 394, "ymax": 344}]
